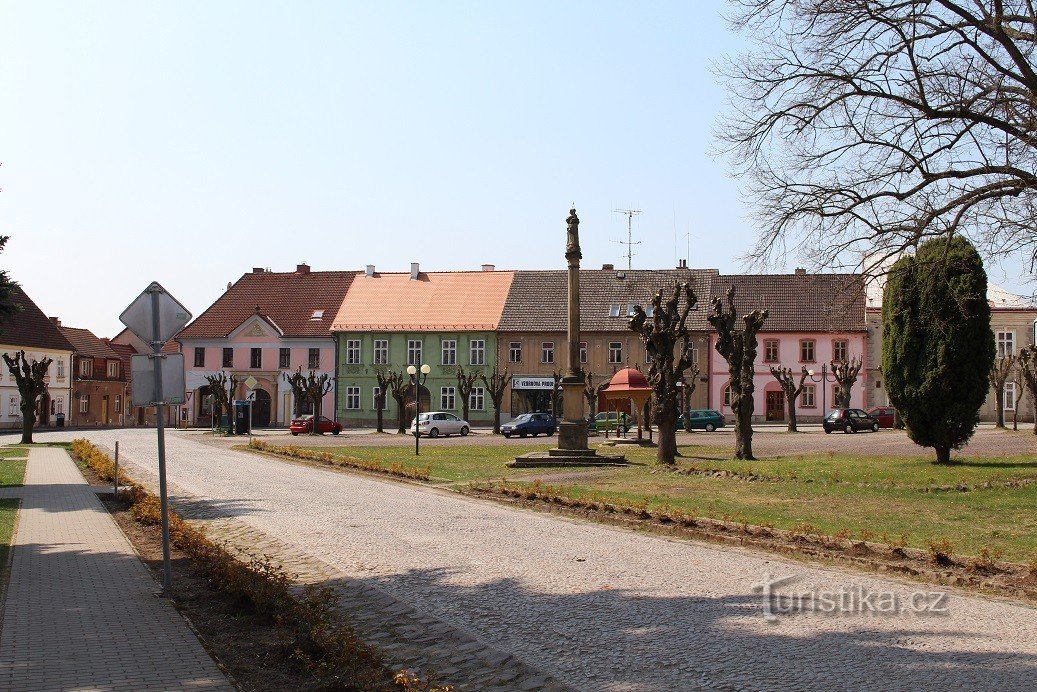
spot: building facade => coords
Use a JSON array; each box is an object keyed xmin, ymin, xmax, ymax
[
  {"xmin": 59, "ymin": 324, "xmax": 130, "ymax": 427},
  {"xmin": 176, "ymin": 264, "xmax": 356, "ymax": 427},
  {"xmin": 331, "ymin": 265, "xmax": 514, "ymax": 427},
  {"xmin": 706, "ymin": 273, "xmax": 868, "ymax": 422}
]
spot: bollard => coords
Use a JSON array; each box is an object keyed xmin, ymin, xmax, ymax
[{"xmin": 114, "ymin": 441, "xmax": 119, "ymax": 499}]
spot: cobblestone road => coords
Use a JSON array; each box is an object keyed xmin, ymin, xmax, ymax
[{"xmin": 38, "ymin": 429, "xmax": 1037, "ymax": 691}]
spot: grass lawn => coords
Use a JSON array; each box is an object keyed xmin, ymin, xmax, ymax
[
  {"xmin": 299, "ymin": 440, "xmax": 1037, "ymax": 564},
  {"xmin": 0, "ymin": 498, "xmax": 18, "ymax": 585},
  {"xmin": 0, "ymin": 446, "xmax": 27, "ymax": 487}
]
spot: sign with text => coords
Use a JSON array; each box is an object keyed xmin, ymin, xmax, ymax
[
  {"xmin": 511, "ymin": 376, "xmax": 556, "ymax": 390},
  {"xmin": 131, "ymin": 353, "xmax": 186, "ymax": 407}
]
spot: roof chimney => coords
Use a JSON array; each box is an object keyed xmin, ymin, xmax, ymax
[
  {"xmin": 50, "ymin": 317, "xmax": 61, "ymax": 327},
  {"xmin": 602, "ymin": 263, "xmax": 614, "ymax": 271},
  {"xmin": 481, "ymin": 264, "xmax": 495, "ymax": 272},
  {"xmin": 296, "ymin": 263, "xmax": 311, "ymax": 274},
  {"xmin": 365, "ymin": 264, "xmax": 375, "ymax": 277},
  {"xmin": 252, "ymin": 267, "xmax": 265, "ymax": 274},
  {"xmin": 677, "ymin": 259, "xmax": 688, "ymax": 269},
  {"xmin": 795, "ymin": 268, "xmax": 807, "ymax": 275},
  {"xmin": 410, "ymin": 262, "xmax": 420, "ymax": 280}
]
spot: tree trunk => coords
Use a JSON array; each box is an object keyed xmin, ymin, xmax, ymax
[
  {"xmin": 376, "ymin": 406, "xmax": 384, "ymax": 433},
  {"xmin": 20, "ymin": 414, "xmax": 33, "ymax": 444},
  {"xmin": 655, "ymin": 405, "xmax": 678, "ymax": 464},
  {"xmin": 934, "ymin": 445, "xmax": 951, "ymax": 464},
  {"xmin": 995, "ymin": 385, "xmax": 1005, "ymax": 428},
  {"xmin": 735, "ymin": 396, "xmax": 755, "ymax": 460},
  {"xmin": 786, "ymin": 391, "xmax": 798, "ymax": 432},
  {"xmin": 493, "ymin": 405, "xmax": 501, "ymax": 434}
]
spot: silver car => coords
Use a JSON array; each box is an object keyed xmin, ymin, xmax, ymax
[{"xmin": 409, "ymin": 411, "xmax": 470, "ymax": 437}]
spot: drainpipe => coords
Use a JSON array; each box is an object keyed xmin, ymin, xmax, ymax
[{"xmin": 333, "ymin": 337, "xmax": 341, "ymax": 425}]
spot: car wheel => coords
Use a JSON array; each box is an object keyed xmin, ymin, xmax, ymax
[
  {"xmin": 429, "ymin": 428, "xmax": 439, "ymax": 438},
  {"xmin": 844, "ymin": 423, "xmax": 854, "ymax": 434},
  {"xmin": 503, "ymin": 433, "xmax": 511, "ymax": 438},
  {"xmin": 520, "ymin": 431, "xmax": 527, "ymax": 438},
  {"xmin": 548, "ymin": 429, "xmax": 555, "ymax": 436},
  {"xmin": 291, "ymin": 432, "xmax": 299, "ymax": 436},
  {"xmin": 460, "ymin": 426, "xmax": 469, "ymax": 436},
  {"xmin": 704, "ymin": 423, "xmax": 715, "ymax": 432},
  {"xmin": 824, "ymin": 428, "xmax": 832, "ymax": 434},
  {"xmin": 871, "ymin": 422, "xmax": 879, "ymax": 432}
]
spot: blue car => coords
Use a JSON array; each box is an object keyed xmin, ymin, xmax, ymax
[
  {"xmin": 676, "ymin": 409, "xmax": 725, "ymax": 432},
  {"xmin": 501, "ymin": 412, "xmax": 557, "ymax": 438}
]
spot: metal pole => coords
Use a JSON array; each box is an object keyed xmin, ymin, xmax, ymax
[
  {"xmin": 822, "ymin": 363, "xmax": 827, "ymax": 414},
  {"xmin": 114, "ymin": 440, "xmax": 119, "ymax": 499},
  {"xmin": 150, "ymin": 288, "xmax": 172, "ymax": 597},
  {"xmin": 413, "ymin": 374, "xmax": 420, "ymax": 456}
]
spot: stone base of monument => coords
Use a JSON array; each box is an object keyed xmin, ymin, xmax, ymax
[
  {"xmin": 599, "ymin": 437, "xmax": 657, "ymax": 448},
  {"xmin": 508, "ymin": 447, "xmax": 628, "ymax": 468}
]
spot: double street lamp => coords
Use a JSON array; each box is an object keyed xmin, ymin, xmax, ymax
[
  {"xmin": 806, "ymin": 363, "xmax": 837, "ymax": 416},
  {"xmin": 407, "ymin": 363, "xmax": 431, "ymax": 456}
]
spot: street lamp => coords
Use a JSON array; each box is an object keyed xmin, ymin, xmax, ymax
[
  {"xmin": 407, "ymin": 363, "xmax": 431, "ymax": 456},
  {"xmin": 806, "ymin": 363, "xmax": 837, "ymax": 416}
]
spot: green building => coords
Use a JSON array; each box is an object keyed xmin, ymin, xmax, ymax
[{"xmin": 331, "ymin": 265, "xmax": 515, "ymax": 428}]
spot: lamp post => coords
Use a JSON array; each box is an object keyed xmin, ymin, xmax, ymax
[
  {"xmin": 806, "ymin": 363, "xmax": 837, "ymax": 416},
  {"xmin": 407, "ymin": 363, "xmax": 431, "ymax": 456}
]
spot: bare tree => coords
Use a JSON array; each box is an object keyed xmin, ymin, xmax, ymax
[
  {"xmin": 769, "ymin": 365, "xmax": 808, "ymax": 432},
  {"xmin": 708, "ymin": 286, "xmax": 769, "ymax": 460},
  {"xmin": 3, "ymin": 350, "xmax": 52, "ymax": 443},
  {"xmin": 282, "ymin": 367, "xmax": 308, "ymax": 416},
  {"xmin": 374, "ymin": 368, "xmax": 390, "ymax": 433},
  {"xmin": 1012, "ymin": 367, "xmax": 1026, "ymax": 431},
  {"xmin": 989, "ymin": 355, "xmax": 1017, "ymax": 428},
  {"xmin": 629, "ymin": 281, "xmax": 698, "ymax": 464},
  {"xmin": 386, "ymin": 370, "xmax": 410, "ymax": 434},
  {"xmin": 721, "ymin": 1, "xmax": 1037, "ymax": 275},
  {"xmin": 203, "ymin": 371, "xmax": 238, "ymax": 435},
  {"xmin": 456, "ymin": 365, "xmax": 478, "ymax": 423},
  {"xmin": 303, "ymin": 370, "xmax": 333, "ymax": 435},
  {"xmin": 1018, "ymin": 348, "xmax": 1037, "ymax": 434},
  {"xmin": 679, "ymin": 363, "xmax": 700, "ymax": 433},
  {"xmin": 831, "ymin": 356, "xmax": 863, "ymax": 409},
  {"xmin": 550, "ymin": 370, "xmax": 562, "ymax": 418},
  {"xmin": 584, "ymin": 372, "xmax": 610, "ymax": 418},
  {"xmin": 480, "ymin": 361, "xmax": 511, "ymax": 434}
]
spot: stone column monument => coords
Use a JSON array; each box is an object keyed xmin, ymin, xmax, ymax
[{"xmin": 558, "ymin": 207, "xmax": 589, "ymax": 450}]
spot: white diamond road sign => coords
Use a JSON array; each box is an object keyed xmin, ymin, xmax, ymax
[
  {"xmin": 243, "ymin": 375, "xmax": 259, "ymax": 390},
  {"xmin": 119, "ymin": 282, "xmax": 192, "ymax": 346},
  {"xmin": 130, "ymin": 353, "xmax": 186, "ymax": 407}
]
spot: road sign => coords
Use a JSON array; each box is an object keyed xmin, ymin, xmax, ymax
[
  {"xmin": 130, "ymin": 353, "xmax": 186, "ymax": 407},
  {"xmin": 119, "ymin": 282, "xmax": 192, "ymax": 346},
  {"xmin": 243, "ymin": 375, "xmax": 258, "ymax": 390},
  {"xmin": 246, "ymin": 389, "xmax": 256, "ymax": 401}
]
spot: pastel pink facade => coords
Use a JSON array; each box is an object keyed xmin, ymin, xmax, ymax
[{"xmin": 708, "ymin": 331, "xmax": 867, "ymax": 422}]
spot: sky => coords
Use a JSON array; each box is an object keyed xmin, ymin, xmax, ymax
[{"xmin": 1, "ymin": 1, "xmax": 1031, "ymax": 337}]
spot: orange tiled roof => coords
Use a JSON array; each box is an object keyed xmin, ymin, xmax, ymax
[{"xmin": 332, "ymin": 271, "xmax": 515, "ymax": 332}]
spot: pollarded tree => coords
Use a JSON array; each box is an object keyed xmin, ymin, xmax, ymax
[
  {"xmin": 769, "ymin": 365, "xmax": 807, "ymax": 433},
  {"xmin": 374, "ymin": 368, "xmax": 391, "ymax": 433},
  {"xmin": 882, "ymin": 236, "xmax": 995, "ymax": 464},
  {"xmin": 584, "ymin": 372, "xmax": 610, "ymax": 419},
  {"xmin": 480, "ymin": 361, "xmax": 510, "ymax": 434},
  {"xmin": 628, "ymin": 281, "xmax": 699, "ymax": 464},
  {"xmin": 679, "ymin": 363, "xmax": 700, "ymax": 432},
  {"xmin": 1012, "ymin": 367, "xmax": 1026, "ymax": 431},
  {"xmin": 283, "ymin": 367, "xmax": 309, "ymax": 416},
  {"xmin": 3, "ymin": 350, "xmax": 52, "ymax": 443},
  {"xmin": 304, "ymin": 370, "xmax": 333, "ymax": 435},
  {"xmin": 1017, "ymin": 348, "xmax": 1037, "ymax": 435},
  {"xmin": 550, "ymin": 370, "xmax": 562, "ymax": 418},
  {"xmin": 989, "ymin": 355, "xmax": 1017, "ymax": 429},
  {"xmin": 456, "ymin": 365, "xmax": 478, "ymax": 423},
  {"xmin": 386, "ymin": 370, "xmax": 410, "ymax": 434},
  {"xmin": 831, "ymin": 356, "xmax": 862, "ymax": 409},
  {"xmin": 708, "ymin": 286, "xmax": 769, "ymax": 460},
  {"xmin": 204, "ymin": 371, "xmax": 238, "ymax": 435}
]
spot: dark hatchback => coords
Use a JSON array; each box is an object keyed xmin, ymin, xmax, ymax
[
  {"xmin": 501, "ymin": 412, "xmax": 557, "ymax": 438},
  {"xmin": 823, "ymin": 408, "xmax": 881, "ymax": 434}
]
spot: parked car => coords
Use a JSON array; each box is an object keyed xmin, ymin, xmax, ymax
[
  {"xmin": 409, "ymin": 411, "xmax": 470, "ymax": 438},
  {"xmin": 823, "ymin": 408, "xmax": 880, "ymax": 434},
  {"xmin": 676, "ymin": 409, "xmax": 725, "ymax": 432},
  {"xmin": 501, "ymin": 412, "xmax": 557, "ymax": 438},
  {"xmin": 867, "ymin": 406, "xmax": 897, "ymax": 428},
  {"xmin": 588, "ymin": 411, "xmax": 632, "ymax": 433},
  {"xmin": 290, "ymin": 414, "xmax": 343, "ymax": 436}
]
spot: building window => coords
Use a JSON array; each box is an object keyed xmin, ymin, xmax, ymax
[
  {"xmin": 800, "ymin": 339, "xmax": 816, "ymax": 363},
  {"xmin": 374, "ymin": 340, "xmax": 389, "ymax": 365},
  {"xmin": 609, "ymin": 304, "xmax": 620, "ymax": 317},
  {"xmin": 509, "ymin": 342, "xmax": 522, "ymax": 363},
  {"xmin": 580, "ymin": 342, "xmax": 588, "ymax": 364},
  {"xmin": 441, "ymin": 339, "xmax": 457, "ymax": 366},
  {"xmin": 764, "ymin": 340, "xmax": 779, "ymax": 363},
  {"xmin": 470, "ymin": 339, "xmax": 486, "ymax": 366},
  {"xmin": 689, "ymin": 343, "xmax": 699, "ymax": 364},
  {"xmin": 250, "ymin": 348, "xmax": 262, "ymax": 369},
  {"xmin": 723, "ymin": 385, "xmax": 732, "ymax": 408},
  {"xmin": 373, "ymin": 386, "xmax": 385, "ymax": 410},
  {"xmin": 802, "ymin": 384, "xmax": 816, "ymax": 407},
  {"xmin": 408, "ymin": 340, "xmax": 423, "ymax": 366},
  {"xmin": 115, "ymin": 395, "xmax": 122, "ymax": 413},
  {"xmin": 222, "ymin": 348, "xmax": 233, "ymax": 368},
  {"xmin": 8, "ymin": 396, "xmax": 17, "ymax": 416},
  {"xmin": 80, "ymin": 359, "xmax": 93, "ymax": 377},
  {"xmin": 832, "ymin": 385, "xmax": 839, "ymax": 408},
  {"xmin": 1005, "ymin": 382, "xmax": 1017, "ymax": 411},
  {"xmin": 345, "ymin": 386, "xmax": 360, "ymax": 410},
  {"xmin": 107, "ymin": 361, "xmax": 120, "ymax": 378},
  {"xmin": 279, "ymin": 348, "xmax": 290, "ymax": 368},
  {"xmin": 441, "ymin": 386, "xmax": 456, "ymax": 410},
  {"xmin": 308, "ymin": 348, "xmax": 320, "ymax": 369},
  {"xmin": 997, "ymin": 331, "xmax": 1015, "ymax": 357},
  {"xmin": 346, "ymin": 340, "xmax": 361, "ymax": 365},
  {"xmin": 79, "ymin": 395, "xmax": 90, "ymax": 414},
  {"xmin": 541, "ymin": 342, "xmax": 555, "ymax": 364},
  {"xmin": 55, "ymin": 397, "xmax": 64, "ymax": 415},
  {"xmin": 608, "ymin": 342, "xmax": 623, "ymax": 364},
  {"xmin": 194, "ymin": 347, "xmax": 205, "ymax": 367},
  {"xmin": 833, "ymin": 339, "xmax": 848, "ymax": 363},
  {"xmin": 56, "ymin": 359, "xmax": 65, "ymax": 377},
  {"xmin": 470, "ymin": 387, "xmax": 485, "ymax": 411}
]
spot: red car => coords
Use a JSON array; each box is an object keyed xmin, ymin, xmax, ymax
[
  {"xmin": 290, "ymin": 415, "xmax": 343, "ymax": 436},
  {"xmin": 867, "ymin": 406, "xmax": 897, "ymax": 428}
]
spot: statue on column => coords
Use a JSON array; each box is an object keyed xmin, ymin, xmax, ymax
[{"xmin": 565, "ymin": 208, "xmax": 582, "ymax": 262}]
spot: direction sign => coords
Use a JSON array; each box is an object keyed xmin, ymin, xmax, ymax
[
  {"xmin": 243, "ymin": 375, "xmax": 259, "ymax": 390},
  {"xmin": 131, "ymin": 353, "xmax": 186, "ymax": 407},
  {"xmin": 119, "ymin": 282, "xmax": 192, "ymax": 346}
]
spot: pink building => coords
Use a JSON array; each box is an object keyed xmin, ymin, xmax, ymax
[
  {"xmin": 707, "ymin": 273, "xmax": 867, "ymax": 422},
  {"xmin": 176, "ymin": 264, "xmax": 357, "ymax": 427}
]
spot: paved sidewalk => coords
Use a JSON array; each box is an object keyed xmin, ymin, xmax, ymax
[{"xmin": 0, "ymin": 447, "xmax": 231, "ymax": 691}]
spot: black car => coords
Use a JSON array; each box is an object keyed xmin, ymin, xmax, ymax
[
  {"xmin": 501, "ymin": 412, "xmax": 557, "ymax": 438},
  {"xmin": 823, "ymin": 408, "xmax": 880, "ymax": 434}
]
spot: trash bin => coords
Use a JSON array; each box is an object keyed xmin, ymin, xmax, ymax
[
  {"xmin": 233, "ymin": 401, "xmax": 251, "ymax": 435},
  {"xmin": 55, "ymin": 412, "xmax": 65, "ymax": 428}
]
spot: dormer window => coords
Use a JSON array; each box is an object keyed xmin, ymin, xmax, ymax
[
  {"xmin": 310, "ymin": 310, "xmax": 324, "ymax": 321},
  {"xmin": 609, "ymin": 305, "xmax": 620, "ymax": 317}
]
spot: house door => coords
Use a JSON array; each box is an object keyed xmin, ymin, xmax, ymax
[
  {"xmin": 766, "ymin": 391, "xmax": 785, "ymax": 421},
  {"xmin": 252, "ymin": 389, "xmax": 272, "ymax": 428}
]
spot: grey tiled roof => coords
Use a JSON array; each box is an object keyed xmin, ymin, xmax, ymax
[
  {"xmin": 708, "ymin": 274, "xmax": 866, "ymax": 332},
  {"xmin": 499, "ymin": 269, "xmax": 718, "ymax": 332}
]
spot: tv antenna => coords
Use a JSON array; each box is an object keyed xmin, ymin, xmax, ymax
[{"xmin": 612, "ymin": 207, "xmax": 642, "ymax": 270}]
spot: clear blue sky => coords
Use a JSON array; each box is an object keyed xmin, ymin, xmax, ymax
[{"xmin": 1, "ymin": 1, "xmax": 1029, "ymax": 336}]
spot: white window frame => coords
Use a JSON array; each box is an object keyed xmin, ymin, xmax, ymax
[
  {"xmin": 107, "ymin": 361, "xmax": 120, "ymax": 378},
  {"xmin": 80, "ymin": 359, "xmax": 92, "ymax": 377},
  {"xmin": 79, "ymin": 395, "xmax": 90, "ymax": 414},
  {"xmin": 470, "ymin": 339, "xmax": 485, "ymax": 366},
  {"xmin": 998, "ymin": 331, "xmax": 1015, "ymax": 357},
  {"xmin": 833, "ymin": 339, "xmax": 848, "ymax": 363},
  {"xmin": 56, "ymin": 359, "xmax": 65, "ymax": 377},
  {"xmin": 723, "ymin": 385, "xmax": 732, "ymax": 408},
  {"xmin": 8, "ymin": 396, "xmax": 17, "ymax": 416},
  {"xmin": 373, "ymin": 386, "xmax": 385, "ymax": 410},
  {"xmin": 541, "ymin": 342, "xmax": 555, "ymax": 364},
  {"xmin": 441, "ymin": 386, "xmax": 456, "ymax": 410},
  {"xmin": 609, "ymin": 304, "xmax": 620, "ymax": 317},
  {"xmin": 373, "ymin": 339, "xmax": 389, "ymax": 365},
  {"xmin": 802, "ymin": 384, "xmax": 816, "ymax": 407},
  {"xmin": 1005, "ymin": 381, "xmax": 1017, "ymax": 410},
  {"xmin": 115, "ymin": 394, "xmax": 122, "ymax": 413},
  {"xmin": 346, "ymin": 340, "xmax": 362, "ymax": 365},
  {"xmin": 441, "ymin": 339, "xmax": 457, "ymax": 366},
  {"xmin": 345, "ymin": 386, "xmax": 361, "ymax": 410},
  {"xmin": 408, "ymin": 340, "xmax": 423, "ymax": 366},
  {"xmin": 608, "ymin": 342, "xmax": 623, "ymax": 364},
  {"xmin": 55, "ymin": 397, "xmax": 64, "ymax": 415},
  {"xmin": 509, "ymin": 341, "xmax": 522, "ymax": 363},
  {"xmin": 580, "ymin": 341, "xmax": 588, "ymax": 364},
  {"xmin": 470, "ymin": 386, "xmax": 485, "ymax": 411}
]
